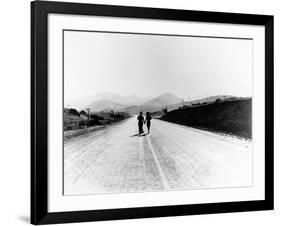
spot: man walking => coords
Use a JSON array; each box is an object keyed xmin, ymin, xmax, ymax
[{"xmin": 137, "ymin": 112, "xmax": 145, "ymax": 134}]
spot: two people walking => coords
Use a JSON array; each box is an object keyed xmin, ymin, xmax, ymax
[{"xmin": 137, "ymin": 112, "xmax": 152, "ymax": 134}]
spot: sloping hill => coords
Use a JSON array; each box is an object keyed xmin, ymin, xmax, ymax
[
  {"xmin": 144, "ymin": 92, "xmax": 181, "ymax": 107},
  {"xmin": 64, "ymin": 109, "xmax": 87, "ymax": 130},
  {"xmin": 161, "ymin": 98, "xmax": 252, "ymax": 139},
  {"xmin": 87, "ymin": 99, "xmax": 125, "ymax": 111},
  {"xmin": 123, "ymin": 95, "xmax": 152, "ymax": 105},
  {"xmin": 67, "ymin": 93, "xmax": 150, "ymax": 109},
  {"xmin": 64, "ymin": 108, "xmax": 130, "ymax": 132},
  {"xmin": 121, "ymin": 105, "xmax": 160, "ymax": 115},
  {"xmin": 167, "ymin": 95, "xmax": 236, "ymax": 111}
]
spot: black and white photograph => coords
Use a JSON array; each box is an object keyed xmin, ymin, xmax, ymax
[
  {"xmin": 63, "ymin": 30, "xmax": 253, "ymax": 196},
  {"xmin": 29, "ymin": 1, "xmax": 274, "ymax": 224}
]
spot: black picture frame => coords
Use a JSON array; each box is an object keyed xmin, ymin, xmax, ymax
[{"xmin": 31, "ymin": 1, "xmax": 274, "ymax": 224}]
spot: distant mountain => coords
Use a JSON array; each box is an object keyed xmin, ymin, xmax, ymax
[
  {"xmin": 120, "ymin": 105, "xmax": 161, "ymax": 115},
  {"xmin": 87, "ymin": 99, "xmax": 125, "ymax": 112},
  {"xmin": 91, "ymin": 93, "xmax": 149, "ymax": 105},
  {"xmin": 66, "ymin": 92, "xmax": 238, "ymax": 113},
  {"xmin": 124, "ymin": 95, "xmax": 152, "ymax": 105},
  {"xmin": 66, "ymin": 93, "xmax": 150, "ymax": 109},
  {"xmin": 122, "ymin": 95, "xmax": 239, "ymax": 114},
  {"xmin": 144, "ymin": 93, "xmax": 181, "ymax": 107}
]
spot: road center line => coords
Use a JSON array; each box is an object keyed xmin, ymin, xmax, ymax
[{"xmin": 146, "ymin": 135, "xmax": 170, "ymax": 190}]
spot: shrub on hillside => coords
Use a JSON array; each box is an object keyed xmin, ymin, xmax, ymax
[
  {"xmin": 88, "ymin": 119, "xmax": 102, "ymax": 126},
  {"xmin": 80, "ymin": 110, "xmax": 87, "ymax": 116},
  {"xmin": 90, "ymin": 114, "xmax": 104, "ymax": 121},
  {"xmin": 78, "ymin": 120, "xmax": 87, "ymax": 128},
  {"xmin": 68, "ymin": 108, "xmax": 80, "ymax": 116},
  {"xmin": 162, "ymin": 108, "xmax": 168, "ymax": 114}
]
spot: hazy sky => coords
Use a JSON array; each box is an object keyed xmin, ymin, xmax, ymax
[{"xmin": 64, "ymin": 30, "xmax": 252, "ymax": 104}]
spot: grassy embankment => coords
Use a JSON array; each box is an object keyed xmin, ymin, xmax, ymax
[
  {"xmin": 161, "ymin": 98, "xmax": 252, "ymax": 139},
  {"xmin": 64, "ymin": 108, "xmax": 130, "ymax": 140}
]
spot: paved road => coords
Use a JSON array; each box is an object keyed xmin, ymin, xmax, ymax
[{"xmin": 64, "ymin": 117, "xmax": 252, "ymax": 195}]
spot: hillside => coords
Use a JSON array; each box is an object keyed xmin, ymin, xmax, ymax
[
  {"xmin": 161, "ymin": 98, "xmax": 252, "ymax": 139},
  {"xmin": 67, "ymin": 93, "xmax": 150, "ymax": 109},
  {"xmin": 144, "ymin": 92, "xmax": 181, "ymax": 107},
  {"xmin": 87, "ymin": 99, "xmax": 125, "ymax": 111},
  {"xmin": 64, "ymin": 108, "xmax": 130, "ymax": 131},
  {"xmin": 167, "ymin": 95, "xmax": 236, "ymax": 111},
  {"xmin": 122, "ymin": 95, "xmax": 152, "ymax": 105},
  {"xmin": 121, "ymin": 105, "xmax": 161, "ymax": 115},
  {"xmin": 64, "ymin": 109, "xmax": 87, "ymax": 130}
]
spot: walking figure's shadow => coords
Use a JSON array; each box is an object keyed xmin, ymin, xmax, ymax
[{"xmin": 130, "ymin": 133, "xmax": 148, "ymax": 137}]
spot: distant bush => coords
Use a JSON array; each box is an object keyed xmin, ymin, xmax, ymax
[
  {"xmin": 88, "ymin": 119, "xmax": 101, "ymax": 126},
  {"xmin": 80, "ymin": 110, "xmax": 87, "ymax": 115},
  {"xmin": 68, "ymin": 108, "xmax": 80, "ymax": 116},
  {"xmin": 90, "ymin": 114, "xmax": 104, "ymax": 121},
  {"xmin": 150, "ymin": 110, "xmax": 165, "ymax": 117},
  {"xmin": 112, "ymin": 113, "xmax": 123, "ymax": 121},
  {"xmin": 109, "ymin": 110, "xmax": 115, "ymax": 118},
  {"xmin": 162, "ymin": 108, "xmax": 168, "ymax": 114},
  {"xmin": 179, "ymin": 105, "xmax": 189, "ymax": 109},
  {"xmin": 78, "ymin": 120, "xmax": 87, "ymax": 128}
]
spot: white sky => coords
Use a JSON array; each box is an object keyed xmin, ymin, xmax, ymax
[{"xmin": 64, "ymin": 30, "xmax": 252, "ymax": 103}]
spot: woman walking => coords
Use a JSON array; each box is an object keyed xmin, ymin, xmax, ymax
[
  {"xmin": 137, "ymin": 112, "xmax": 145, "ymax": 134},
  {"xmin": 145, "ymin": 112, "xmax": 152, "ymax": 134}
]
